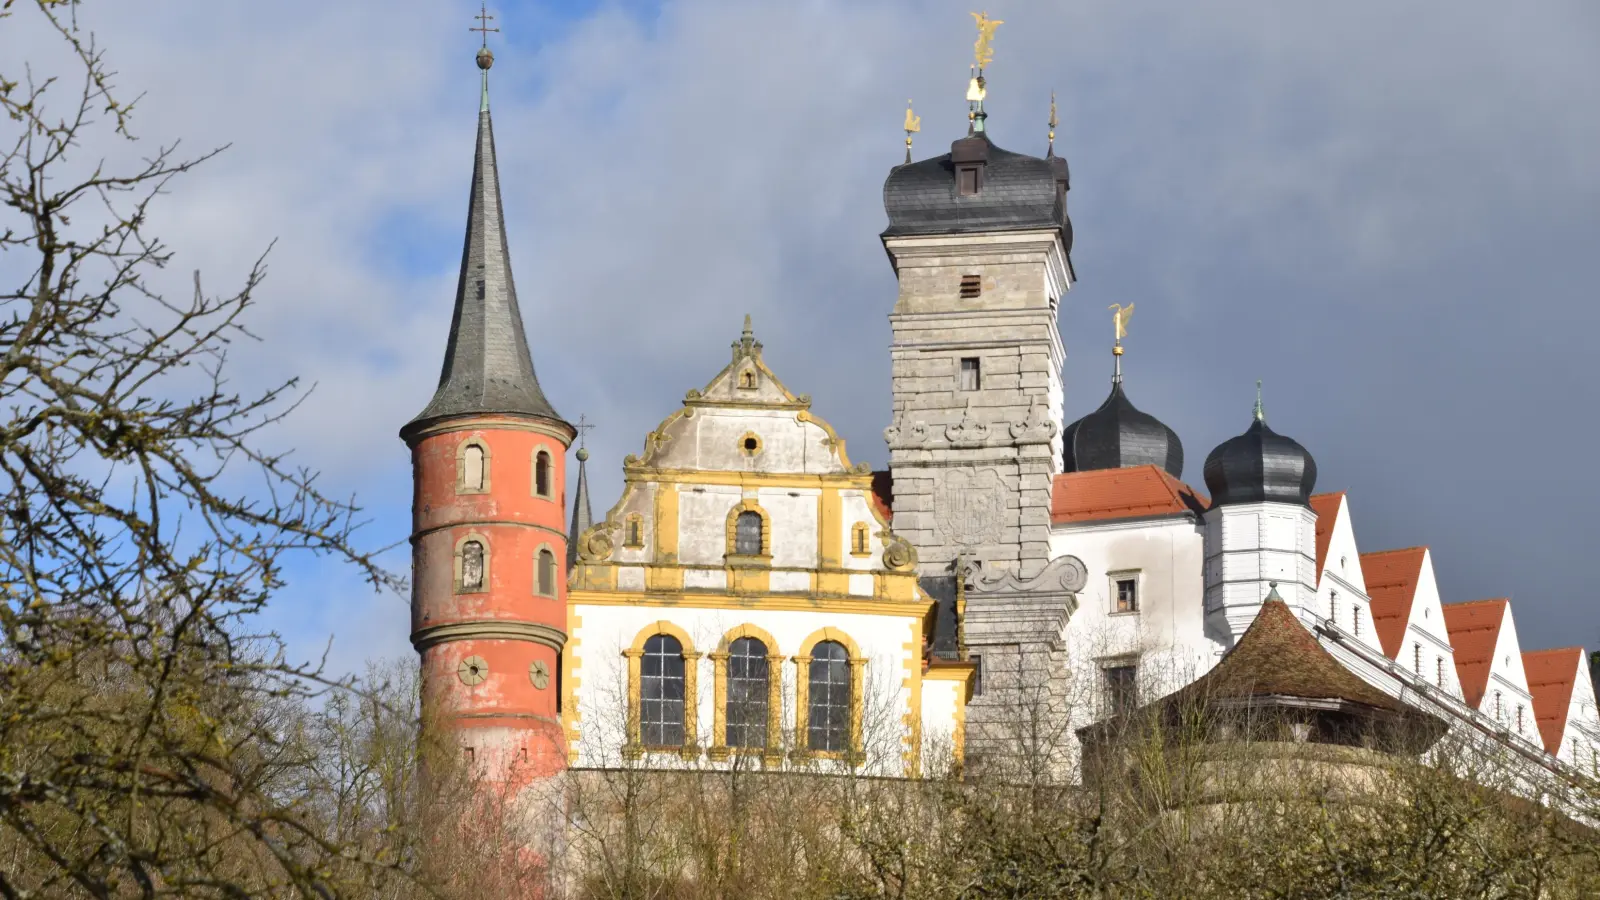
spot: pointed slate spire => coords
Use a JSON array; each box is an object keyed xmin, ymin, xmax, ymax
[
  {"xmin": 567, "ymin": 417, "xmax": 593, "ymax": 569},
  {"xmin": 405, "ymin": 49, "xmax": 561, "ymax": 436}
]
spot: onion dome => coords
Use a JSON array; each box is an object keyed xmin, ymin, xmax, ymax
[
  {"xmin": 1203, "ymin": 384, "xmax": 1317, "ymax": 507},
  {"xmin": 1063, "ymin": 382, "xmax": 1183, "ymax": 477}
]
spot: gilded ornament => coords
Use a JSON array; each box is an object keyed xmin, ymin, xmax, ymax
[{"xmin": 971, "ymin": 11, "xmax": 1003, "ymax": 70}]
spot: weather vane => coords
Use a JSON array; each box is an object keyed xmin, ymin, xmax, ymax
[
  {"xmin": 1108, "ymin": 303, "xmax": 1135, "ymax": 382},
  {"xmin": 966, "ymin": 12, "xmax": 1001, "ymax": 132},
  {"xmin": 972, "ymin": 12, "xmax": 1002, "ymax": 71},
  {"xmin": 1048, "ymin": 91, "xmax": 1058, "ymax": 157},
  {"xmin": 903, "ymin": 100, "xmax": 921, "ymax": 164}
]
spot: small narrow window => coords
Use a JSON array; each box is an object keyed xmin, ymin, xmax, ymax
[
  {"xmin": 972, "ymin": 655, "xmax": 984, "ymax": 697},
  {"xmin": 1115, "ymin": 578, "xmax": 1138, "ymax": 614},
  {"xmin": 460, "ymin": 540, "xmax": 486, "ymax": 592},
  {"xmin": 536, "ymin": 548, "xmax": 557, "ymax": 596},
  {"xmin": 958, "ymin": 357, "xmax": 981, "ymax": 392},
  {"xmin": 534, "ymin": 450, "xmax": 552, "ymax": 498},
  {"xmin": 739, "ymin": 369, "xmax": 756, "ymax": 389},
  {"xmin": 850, "ymin": 522, "xmax": 871, "ymax": 556},
  {"xmin": 1329, "ymin": 589, "xmax": 1338, "ymax": 623},
  {"xmin": 959, "ymin": 274, "xmax": 982, "ymax": 299},
  {"xmin": 461, "ymin": 443, "xmax": 487, "ymax": 492},
  {"xmin": 1352, "ymin": 604, "xmax": 1361, "ymax": 637},
  {"xmin": 1413, "ymin": 642, "xmax": 1422, "ymax": 674},
  {"xmin": 1516, "ymin": 704, "xmax": 1526, "ymax": 735},
  {"xmin": 1104, "ymin": 665, "xmax": 1138, "ymax": 717},
  {"xmin": 734, "ymin": 511, "xmax": 763, "ymax": 556},
  {"xmin": 624, "ymin": 514, "xmax": 644, "ymax": 548},
  {"xmin": 1436, "ymin": 656, "xmax": 1445, "ymax": 688},
  {"xmin": 1494, "ymin": 690, "xmax": 1505, "ymax": 722},
  {"xmin": 463, "ymin": 746, "xmax": 475, "ymax": 765}
]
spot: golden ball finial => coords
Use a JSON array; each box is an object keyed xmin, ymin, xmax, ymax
[
  {"xmin": 476, "ymin": 47, "xmax": 495, "ymax": 70},
  {"xmin": 576, "ymin": 447, "xmax": 589, "ymax": 462}
]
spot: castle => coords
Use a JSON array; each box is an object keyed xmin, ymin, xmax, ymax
[{"xmin": 399, "ymin": 26, "xmax": 1600, "ymax": 794}]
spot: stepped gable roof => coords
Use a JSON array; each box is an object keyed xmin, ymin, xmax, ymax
[
  {"xmin": 1524, "ymin": 647, "xmax": 1584, "ymax": 755},
  {"xmin": 405, "ymin": 69, "xmax": 562, "ymax": 437},
  {"xmin": 1050, "ymin": 465, "xmax": 1207, "ymax": 526},
  {"xmin": 1062, "ymin": 381, "xmax": 1184, "ymax": 478},
  {"xmin": 1309, "ymin": 492, "xmax": 1344, "ymax": 577},
  {"xmin": 1442, "ymin": 599, "xmax": 1510, "ymax": 708},
  {"xmin": 882, "ymin": 132, "xmax": 1071, "ymax": 247},
  {"xmin": 1166, "ymin": 594, "xmax": 1403, "ymax": 713},
  {"xmin": 870, "ymin": 470, "xmax": 894, "ymax": 522},
  {"xmin": 1360, "ymin": 547, "xmax": 1428, "ymax": 660}
]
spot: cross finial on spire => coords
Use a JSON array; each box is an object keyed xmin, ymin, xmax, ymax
[
  {"xmin": 575, "ymin": 413, "xmax": 594, "ymax": 453},
  {"xmin": 472, "ymin": 3, "xmax": 499, "ymax": 111},
  {"xmin": 1254, "ymin": 380, "xmax": 1266, "ymax": 422}
]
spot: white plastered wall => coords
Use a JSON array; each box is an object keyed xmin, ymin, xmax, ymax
[{"xmin": 1395, "ymin": 550, "xmax": 1461, "ymax": 699}]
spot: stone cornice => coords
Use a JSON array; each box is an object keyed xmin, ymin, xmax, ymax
[
  {"xmin": 401, "ymin": 414, "xmax": 576, "ymax": 446},
  {"xmin": 411, "ymin": 620, "xmax": 568, "ymax": 652}
]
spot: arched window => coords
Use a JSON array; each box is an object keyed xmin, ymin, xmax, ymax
[
  {"xmin": 808, "ymin": 641, "xmax": 851, "ymax": 752},
  {"xmin": 641, "ymin": 635, "xmax": 686, "ymax": 747},
  {"xmin": 536, "ymin": 548, "xmax": 557, "ymax": 596},
  {"xmin": 624, "ymin": 514, "xmax": 644, "ymax": 548},
  {"xmin": 726, "ymin": 637, "xmax": 769, "ymax": 749},
  {"xmin": 850, "ymin": 522, "xmax": 870, "ymax": 556},
  {"xmin": 734, "ymin": 511, "xmax": 763, "ymax": 556},
  {"xmin": 460, "ymin": 442, "xmax": 487, "ymax": 492},
  {"xmin": 534, "ymin": 450, "xmax": 552, "ymax": 498},
  {"xmin": 460, "ymin": 539, "xmax": 485, "ymax": 592}
]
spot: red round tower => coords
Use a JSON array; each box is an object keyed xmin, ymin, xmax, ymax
[{"xmin": 401, "ymin": 50, "xmax": 571, "ymax": 785}]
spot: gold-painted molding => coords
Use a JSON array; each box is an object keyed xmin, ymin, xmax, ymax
[
  {"xmin": 622, "ymin": 468, "xmax": 873, "ymax": 489},
  {"xmin": 411, "ymin": 619, "xmax": 568, "ymax": 652}
]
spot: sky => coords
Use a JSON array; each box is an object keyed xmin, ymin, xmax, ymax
[{"xmin": 3, "ymin": 0, "xmax": 1598, "ymax": 677}]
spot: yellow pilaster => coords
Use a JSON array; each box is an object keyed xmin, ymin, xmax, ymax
[{"xmin": 649, "ymin": 483, "xmax": 683, "ymax": 591}]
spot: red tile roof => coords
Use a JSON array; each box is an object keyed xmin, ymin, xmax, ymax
[
  {"xmin": 1309, "ymin": 492, "xmax": 1344, "ymax": 578},
  {"xmin": 870, "ymin": 470, "xmax": 893, "ymax": 522},
  {"xmin": 1050, "ymin": 465, "xmax": 1207, "ymax": 525},
  {"xmin": 1441, "ymin": 599, "xmax": 1510, "ymax": 709},
  {"xmin": 1360, "ymin": 547, "xmax": 1428, "ymax": 660},
  {"xmin": 1524, "ymin": 647, "xmax": 1584, "ymax": 755}
]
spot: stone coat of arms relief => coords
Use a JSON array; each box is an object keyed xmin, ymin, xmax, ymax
[{"xmin": 935, "ymin": 468, "xmax": 1008, "ymax": 546}]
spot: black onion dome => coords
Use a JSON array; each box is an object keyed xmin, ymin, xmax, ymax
[
  {"xmin": 1063, "ymin": 382, "xmax": 1183, "ymax": 478},
  {"xmin": 883, "ymin": 133, "xmax": 1071, "ymax": 253},
  {"xmin": 1203, "ymin": 417, "xmax": 1318, "ymax": 507}
]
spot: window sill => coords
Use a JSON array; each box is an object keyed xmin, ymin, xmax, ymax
[
  {"xmin": 624, "ymin": 743, "xmax": 701, "ymax": 763},
  {"xmin": 1109, "ymin": 609, "xmax": 1139, "ymax": 617},
  {"xmin": 793, "ymin": 749, "xmax": 866, "ymax": 766},
  {"xmin": 724, "ymin": 554, "xmax": 772, "ymax": 569},
  {"xmin": 707, "ymin": 746, "xmax": 778, "ymax": 764}
]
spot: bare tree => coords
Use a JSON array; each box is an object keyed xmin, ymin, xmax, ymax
[{"xmin": 0, "ymin": 3, "xmax": 405, "ymax": 895}]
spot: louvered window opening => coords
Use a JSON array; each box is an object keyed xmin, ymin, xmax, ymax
[
  {"xmin": 641, "ymin": 635, "xmax": 686, "ymax": 747},
  {"xmin": 726, "ymin": 637, "xmax": 769, "ymax": 749},
  {"xmin": 959, "ymin": 275, "xmax": 982, "ymax": 299}
]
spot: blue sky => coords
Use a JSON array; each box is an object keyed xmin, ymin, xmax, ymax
[{"xmin": 4, "ymin": 0, "xmax": 1598, "ymax": 678}]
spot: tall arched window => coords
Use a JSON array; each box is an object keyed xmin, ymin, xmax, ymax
[
  {"xmin": 726, "ymin": 637, "xmax": 769, "ymax": 749},
  {"xmin": 641, "ymin": 635, "xmax": 686, "ymax": 747},
  {"xmin": 808, "ymin": 640, "xmax": 851, "ymax": 752},
  {"xmin": 536, "ymin": 548, "xmax": 557, "ymax": 596},
  {"xmin": 461, "ymin": 443, "xmax": 486, "ymax": 492},
  {"xmin": 460, "ymin": 539, "xmax": 486, "ymax": 592},
  {"xmin": 734, "ymin": 511, "xmax": 763, "ymax": 556},
  {"xmin": 534, "ymin": 450, "xmax": 552, "ymax": 498}
]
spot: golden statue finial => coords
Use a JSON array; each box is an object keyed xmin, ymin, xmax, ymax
[
  {"xmin": 903, "ymin": 100, "xmax": 921, "ymax": 164},
  {"xmin": 1048, "ymin": 91, "xmax": 1058, "ymax": 156},
  {"xmin": 972, "ymin": 12, "xmax": 1003, "ymax": 71},
  {"xmin": 1109, "ymin": 303, "xmax": 1134, "ymax": 382}
]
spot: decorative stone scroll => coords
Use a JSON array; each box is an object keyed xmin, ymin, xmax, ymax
[
  {"xmin": 1008, "ymin": 406, "xmax": 1059, "ymax": 445},
  {"xmin": 968, "ymin": 554, "xmax": 1089, "ymax": 596}
]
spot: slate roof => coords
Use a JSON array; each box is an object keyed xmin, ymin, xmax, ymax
[
  {"xmin": 882, "ymin": 133, "xmax": 1071, "ymax": 247},
  {"xmin": 404, "ymin": 98, "xmax": 562, "ymax": 436},
  {"xmin": 1062, "ymin": 380, "xmax": 1184, "ymax": 478},
  {"xmin": 1309, "ymin": 492, "xmax": 1344, "ymax": 577},
  {"xmin": 1050, "ymin": 465, "xmax": 1207, "ymax": 526},
  {"xmin": 1360, "ymin": 547, "xmax": 1428, "ymax": 660},
  {"xmin": 1524, "ymin": 647, "xmax": 1583, "ymax": 755},
  {"xmin": 567, "ymin": 450, "xmax": 593, "ymax": 570},
  {"xmin": 1203, "ymin": 416, "xmax": 1318, "ymax": 508},
  {"xmin": 1442, "ymin": 599, "xmax": 1510, "ymax": 708}
]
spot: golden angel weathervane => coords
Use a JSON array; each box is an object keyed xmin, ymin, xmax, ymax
[
  {"xmin": 972, "ymin": 11, "xmax": 1003, "ymax": 71},
  {"xmin": 903, "ymin": 100, "xmax": 921, "ymax": 163},
  {"xmin": 1110, "ymin": 303, "xmax": 1135, "ymax": 343}
]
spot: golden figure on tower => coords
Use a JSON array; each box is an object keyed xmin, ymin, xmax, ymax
[
  {"xmin": 903, "ymin": 100, "xmax": 921, "ymax": 163},
  {"xmin": 1110, "ymin": 302, "xmax": 1135, "ymax": 343},
  {"xmin": 972, "ymin": 12, "xmax": 1003, "ymax": 70}
]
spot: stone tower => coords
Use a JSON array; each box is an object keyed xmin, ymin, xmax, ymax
[
  {"xmin": 880, "ymin": 84, "xmax": 1080, "ymax": 766},
  {"xmin": 400, "ymin": 51, "xmax": 574, "ymax": 785}
]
